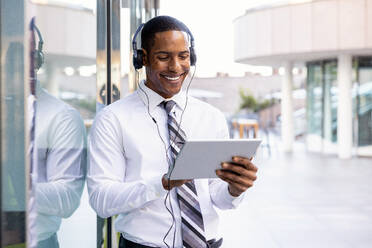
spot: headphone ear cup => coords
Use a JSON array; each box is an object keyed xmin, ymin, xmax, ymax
[
  {"xmin": 133, "ymin": 49, "xmax": 143, "ymax": 69},
  {"xmin": 190, "ymin": 47, "xmax": 196, "ymax": 66},
  {"xmin": 34, "ymin": 49, "xmax": 44, "ymax": 70},
  {"xmin": 38, "ymin": 50, "xmax": 44, "ymax": 69}
]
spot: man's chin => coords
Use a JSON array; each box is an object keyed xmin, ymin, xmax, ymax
[{"xmin": 162, "ymin": 84, "xmax": 182, "ymax": 98}]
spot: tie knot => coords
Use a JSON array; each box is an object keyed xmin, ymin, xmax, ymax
[{"xmin": 162, "ymin": 100, "xmax": 176, "ymax": 114}]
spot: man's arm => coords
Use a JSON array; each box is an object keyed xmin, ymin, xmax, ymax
[
  {"xmin": 208, "ymin": 112, "xmax": 258, "ymax": 209},
  {"xmin": 87, "ymin": 108, "xmax": 167, "ymax": 218},
  {"xmin": 36, "ymin": 109, "xmax": 86, "ymax": 218}
]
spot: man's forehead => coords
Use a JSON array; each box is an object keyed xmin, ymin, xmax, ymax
[{"xmin": 152, "ymin": 30, "xmax": 190, "ymax": 47}]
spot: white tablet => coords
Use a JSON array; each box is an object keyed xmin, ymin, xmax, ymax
[{"xmin": 167, "ymin": 139, "xmax": 261, "ymax": 180}]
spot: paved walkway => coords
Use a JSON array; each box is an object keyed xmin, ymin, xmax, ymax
[{"xmin": 218, "ymin": 144, "xmax": 372, "ymax": 248}]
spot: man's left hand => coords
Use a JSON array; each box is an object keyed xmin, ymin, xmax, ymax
[{"xmin": 216, "ymin": 156, "xmax": 258, "ymax": 197}]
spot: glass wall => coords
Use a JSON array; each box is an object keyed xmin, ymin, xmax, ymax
[
  {"xmin": 28, "ymin": 1, "xmax": 96, "ymax": 247},
  {"xmin": 323, "ymin": 60, "xmax": 338, "ymax": 143},
  {"xmin": 307, "ymin": 57, "xmax": 372, "ymax": 149},
  {"xmin": 356, "ymin": 57, "xmax": 372, "ymax": 147},
  {"xmin": 1, "ymin": 1, "xmax": 27, "ymax": 247},
  {"xmin": 306, "ymin": 60, "xmax": 338, "ymax": 143},
  {"xmin": 1, "ymin": 0, "xmax": 161, "ymax": 247},
  {"xmin": 307, "ymin": 62, "xmax": 323, "ymax": 137}
]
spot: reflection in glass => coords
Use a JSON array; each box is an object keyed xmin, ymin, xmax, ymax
[
  {"xmin": 323, "ymin": 60, "xmax": 337, "ymax": 143},
  {"xmin": 307, "ymin": 61, "xmax": 338, "ymax": 143},
  {"xmin": 356, "ymin": 57, "xmax": 372, "ymax": 146},
  {"xmin": 28, "ymin": 0, "xmax": 98, "ymax": 246},
  {"xmin": 28, "ymin": 21, "xmax": 87, "ymax": 247},
  {"xmin": 34, "ymin": 81, "xmax": 86, "ymax": 247},
  {"xmin": 2, "ymin": 40, "xmax": 27, "ymax": 248},
  {"xmin": 306, "ymin": 63, "xmax": 323, "ymax": 136},
  {"xmin": 1, "ymin": 1, "xmax": 27, "ymax": 245}
]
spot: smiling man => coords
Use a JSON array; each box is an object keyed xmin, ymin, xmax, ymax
[
  {"xmin": 87, "ymin": 16, "xmax": 258, "ymax": 248},
  {"xmin": 143, "ymin": 29, "xmax": 189, "ymax": 98}
]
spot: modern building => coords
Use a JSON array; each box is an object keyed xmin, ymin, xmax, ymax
[{"xmin": 234, "ymin": 0, "xmax": 372, "ymax": 158}]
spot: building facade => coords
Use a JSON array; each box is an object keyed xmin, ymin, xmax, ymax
[{"xmin": 234, "ymin": 0, "xmax": 372, "ymax": 158}]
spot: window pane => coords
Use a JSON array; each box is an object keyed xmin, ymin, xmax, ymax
[
  {"xmin": 28, "ymin": 1, "xmax": 96, "ymax": 247},
  {"xmin": 357, "ymin": 58, "xmax": 372, "ymax": 146},
  {"xmin": 307, "ymin": 63, "xmax": 323, "ymax": 136},
  {"xmin": 1, "ymin": 0, "xmax": 26, "ymax": 246},
  {"xmin": 323, "ymin": 60, "xmax": 337, "ymax": 143}
]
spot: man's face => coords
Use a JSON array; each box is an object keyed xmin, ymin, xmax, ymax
[{"xmin": 144, "ymin": 30, "xmax": 190, "ymax": 99}]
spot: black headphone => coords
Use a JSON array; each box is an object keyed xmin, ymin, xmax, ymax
[
  {"xmin": 132, "ymin": 23, "xmax": 196, "ymax": 70},
  {"xmin": 33, "ymin": 24, "xmax": 44, "ymax": 71}
]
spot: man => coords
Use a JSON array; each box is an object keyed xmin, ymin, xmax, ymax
[
  {"xmin": 34, "ymin": 81, "xmax": 86, "ymax": 248},
  {"xmin": 28, "ymin": 22, "xmax": 86, "ymax": 248},
  {"xmin": 87, "ymin": 16, "xmax": 258, "ymax": 248}
]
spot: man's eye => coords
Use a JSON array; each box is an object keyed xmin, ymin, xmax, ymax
[
  {"xmin": 158, "ymin": 56, "xmax": 168, "ymax": 61},
  {"xmin": 179, "ymin": 54, "xmax": 189, "ymax": 60}
]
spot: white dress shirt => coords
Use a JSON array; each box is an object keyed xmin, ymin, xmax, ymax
[
  {"xmin": 87, "ymin": 81, "xmax": 245, "ymax": 248},
  {"xmin": 27, "ymin": 93, "xmax": 38, "ymax": 248},
  {"xmin": 35, "ymin": 85, "xmax": 86, "ymax": 241}
]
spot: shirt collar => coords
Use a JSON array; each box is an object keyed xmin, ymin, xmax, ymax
[{"xmin": 137, "ymin": 80, "xmax": 187, "ymax": 113}]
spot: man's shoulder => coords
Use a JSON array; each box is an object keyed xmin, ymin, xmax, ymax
[
  {"xmin": 37, "ymin": 88, "xmax": 83, "ymax": 128},
  {"xmin": 38, "ymin": 88, "xmax": 76, "ymax": 113},
  {"xmin": 103, "ymin": 91, "xmax": 141, "ymax": 114},
  {"xmin": 93, "ymin": 91, "xmax": 140, "ymax": 125}
]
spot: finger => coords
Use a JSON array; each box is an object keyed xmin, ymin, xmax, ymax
[
  {"xmin": 216, "ymin": 171, "xmax": 235, "ymax": 185},
  {"xmin": 228, "ymin": 180, "xmax": 249, "ymax": 193},
  {"xmin": 216, "ymin": 169, "xmax": 255, "ymax": 188},
  {"xmin": 218, "ymin": 175, "xmax": 249, "ymax": 193},
  {"xmin": 221, "ymin": 163, "xmax": 257, "ymax": 181},
  {"xmin": 231, "ymin": 156, "xmax": 258, "ymax": 172}
]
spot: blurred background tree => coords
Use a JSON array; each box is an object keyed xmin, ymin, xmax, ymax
[{"xmin": 239, "ymin": 88, "xmax": 275, "ymax": 113}]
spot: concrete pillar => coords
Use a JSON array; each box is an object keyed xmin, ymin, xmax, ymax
[
  {"xmin": 337, "ymin": 54, "xmax": 353, "ymax": 159},
  {"xmin": 281, "ymin": 61, "xmax": 294, "ymax": 152}
]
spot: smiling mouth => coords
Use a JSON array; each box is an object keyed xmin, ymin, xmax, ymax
[
  {"xmin": 164, "ymin": 75, "xmax": 180, "ymax": 81},
  {"xmin": 161, "ymin": 73, "xmax": 185, "ymax": 81}
]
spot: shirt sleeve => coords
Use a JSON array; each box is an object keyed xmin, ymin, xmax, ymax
[
  {"xmin": 87, "ymin": 108, "xmax": 167, "ymax": 218},
  {"xmin": 36, "ymin": 108, "xmax": 86, "ymax": 218},
  {"xmin": 208, "ymin": 111, "xmax": 247, "ymax": 209}
]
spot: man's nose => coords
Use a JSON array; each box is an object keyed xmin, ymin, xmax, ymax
[{"xmin": 168, "ymin": 57, "xmax": 181, "ymax": 72}]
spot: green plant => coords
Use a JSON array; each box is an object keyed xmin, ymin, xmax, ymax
[
  {"xmin": 239, "ymin": 89, "xmax": 257, "ymax": 111},
  {"xmin": 239, "ymin": 88, "xmax": 276, "ymax": 112}
]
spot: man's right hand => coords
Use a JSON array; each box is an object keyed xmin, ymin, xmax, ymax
[{"xmin": 161, "ymin": 174, "xmax": 191, "ymax": 190}]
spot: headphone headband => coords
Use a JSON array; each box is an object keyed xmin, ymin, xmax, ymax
[
  {"xmin": 32, "ymin": 23, "xmax": 44, "ymax": 71},
  {"xmin": 132, "ymin": 21, "xmax": 196, "ymax": 70},
  {"xmin": 33, "ymin": 25, "xmax": 44, "ymax": 51},
  {"xmin": 132, "ymin": 23, "xmax": 144, "ymax": 52}
]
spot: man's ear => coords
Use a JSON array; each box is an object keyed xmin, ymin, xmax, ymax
[{"xmin": 141, "ymin": 49, "xmax": 148, "ymax": 66}]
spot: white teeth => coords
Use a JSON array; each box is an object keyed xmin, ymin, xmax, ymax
[{"xmin": 164, "ymin": 75, "xmax": 180, "ymax": 81}]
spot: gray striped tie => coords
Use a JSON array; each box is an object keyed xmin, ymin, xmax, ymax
[{"xmin": 163, "ymin": 100, "xmax": 208, "ymax": 248}]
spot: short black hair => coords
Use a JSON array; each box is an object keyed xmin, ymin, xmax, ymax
[{"xmin": 141, "ymin": 15, "xmax": 190, "ymax": 53}]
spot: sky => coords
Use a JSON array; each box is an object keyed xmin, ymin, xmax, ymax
[
  {"xmin": 117, "ymin": 0, "xmax": 310, "ymax": 77},
  {"xmin": 35, "ymin": 0, "xmax": 309, "ymax": 77},
  {"xmin": 159, "ymin": 0, "xmax": 264, "ymax": 77},
  {"xmin": 158, "ymin": 0, "xmax": 312, "ymax": 77}
]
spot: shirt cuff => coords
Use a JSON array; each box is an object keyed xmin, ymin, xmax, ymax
[
  {"xmin": 146, "ymin": 176, "xmax": 168, "ymax": 199},
  {"xmin": 223, "ymin": 183, "xmax": 245, "ymax": 208}
]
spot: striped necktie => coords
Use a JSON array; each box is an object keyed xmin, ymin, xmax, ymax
[{"xmin": 162, "ymin": 100, "xmax": 208, "ymax": 248}]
